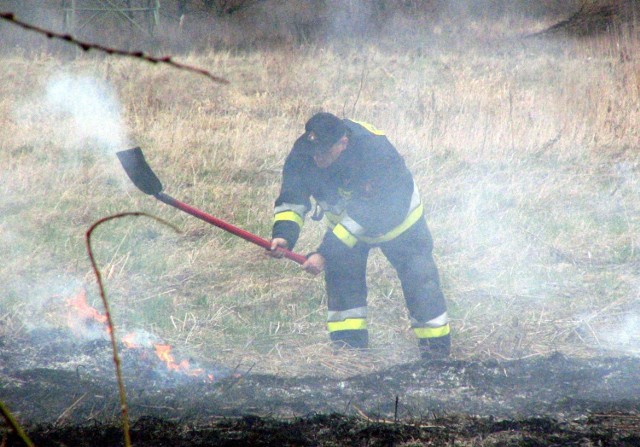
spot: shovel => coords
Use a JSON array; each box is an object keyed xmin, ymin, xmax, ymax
[{"xmin": 116, "ymin": 147, "xmax": 307, "ymax": 265}]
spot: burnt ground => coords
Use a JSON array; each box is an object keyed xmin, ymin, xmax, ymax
[{"xmin": 1, "ymin": 330, "xmax": 640, "ymax": 446}]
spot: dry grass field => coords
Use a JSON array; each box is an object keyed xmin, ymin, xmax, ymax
[{"xmin": 1, "ymin": 5, "xmax": 639, "ymax": 386}]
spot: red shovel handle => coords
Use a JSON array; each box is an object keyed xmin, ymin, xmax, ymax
[{"xmin": 156, "ymin": 193, "xmax": 307, "ymax": 265}]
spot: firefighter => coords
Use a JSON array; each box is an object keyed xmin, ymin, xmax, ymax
[{"xmin": 268, "ymin": 112, "xmax": 450, "ymax": 360}]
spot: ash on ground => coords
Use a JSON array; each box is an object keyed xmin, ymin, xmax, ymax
[{"xmin": 1, "ymin": 331, "xmax": 639, "ymax": 446}]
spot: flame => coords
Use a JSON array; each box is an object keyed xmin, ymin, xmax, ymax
[
  {"xmin": 64, "ymin": 289, "xmax": 214, "ymax": 382},
  {"xmin": 65, "ymin": 288, "xmax": 110, "ymax": 336},
  {"xmin": 122, "ymin": 332, "xmax": 140, "ymax": 349},
  {"xmin": 66, "ymin": 288, "xmax": 107, "ymax": 323},
  {"xmin": 154, "ymin": 344, "xmax": 207, "ymax": 378}
]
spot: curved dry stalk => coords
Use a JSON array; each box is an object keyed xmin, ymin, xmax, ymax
[
  {"xmin": 0, "ymin": 12, "xmax": 230, "ymax": 84},
  {"xmin": 86, "ymin": 212, "xmax": 180, "ymax": 447},
  {"xmin": 0, "ymin": 400, "xmax": 35, "ymax": 447}
]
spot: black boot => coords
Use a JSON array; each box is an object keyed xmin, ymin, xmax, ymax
[
  {"xmin": 419, "ymin": 334, "xmax": 451, "ymax": 361},
  {"xmin": 330, "ymin": 329, "xmax": 369, "ymax": 351}
]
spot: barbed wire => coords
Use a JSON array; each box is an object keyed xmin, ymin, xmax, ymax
[{"xmin": 0, "ymin": 12, "xmax": 230, "ymax": 84}]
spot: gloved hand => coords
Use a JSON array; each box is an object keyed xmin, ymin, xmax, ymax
[
  {"xmin": 266, "ymin": 238, "xmax": 289, "ymax": 258},
  {"xmin": 302, "ymin": 253, "xmax": 325, "ymax": 275}
]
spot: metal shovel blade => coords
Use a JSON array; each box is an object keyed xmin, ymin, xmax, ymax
[{"xmin": 116, "ymin": 147, "xmax": 163, "ymax": 195}]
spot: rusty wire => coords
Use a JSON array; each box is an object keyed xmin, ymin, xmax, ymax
[
  {"xmin": 86, "ymin": 212, "xmax": 180, "ymax": 447},
  {"xmin": 0, "ymin": 12, "xmax": 230, "ymax": 84},
  {"xmin": 0, "ymin": 400, "xmax": 35, "ymax": 447}
]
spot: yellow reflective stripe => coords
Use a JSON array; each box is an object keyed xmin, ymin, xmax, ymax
[
  {"xmin": 327, "ymin": 318, "xmax": 367, "ymax": 332},
  {"xmin": 413, "ymin": 323, "xmax": 450, "ymax": 339},
  {"xmin": 332, "ymin": 224, "xmax": 358, "ymax": 248},
  {"xmin": 350, "ymin": 119, "xmax": 385, "ymax": 135},
  {"xmin": 359, "ymin": 204, "xmax": 424, "ymax": 244},
  {"xmin": 274, "ymin": 210, "xmax": 303, "ymax": 228},
  {"xmin": 325, "ymin": 211, "xmax": 343, "ymax": 226}
]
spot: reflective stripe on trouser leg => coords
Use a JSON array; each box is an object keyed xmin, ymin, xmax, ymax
[
  {"xmin": 415, "ymin": 311, "xmax": 451, "ymax": 358},
  {"xmin": 327, "ymin": 306, "xmax": 368, "ymax": 331},
  {"xmin": 324, "ymin": 239, "xmax": 370, "ymax": 349},
  {"xmin": 412, "ymin": 312, "xmax": 450, "ymax": 338},
  {"xmin": 327, "ymin": 309, "xmax": 369, "ymax": 349}
]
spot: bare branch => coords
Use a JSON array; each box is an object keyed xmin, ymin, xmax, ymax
[{"xmin": 0, "ymin": 12, "xmax": 230, "ymax": 84}]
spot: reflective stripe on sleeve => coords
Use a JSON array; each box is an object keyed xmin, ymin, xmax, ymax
[
  {"xmin": 274, "ymin": 210, "xmax": 304, "ymax": 228},
  {"xmin": 274, "ymin": 203, "xmax": 308, "ymax": 216},
  {"xmin": 274, "ymin": 202, "xmax": 308, "ymax": 228}
]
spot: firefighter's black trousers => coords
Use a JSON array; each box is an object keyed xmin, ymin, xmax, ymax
[{"xmin": 323, "ymin": 216, "xmax": 449, "ymax": 351}]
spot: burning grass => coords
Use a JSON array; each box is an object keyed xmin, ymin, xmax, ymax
[
  {"xmin": 1, "ymin": 7, "xmax": 640, "ymax": 443},
  {"xmin": 2, "ymin": 329, "xmax": 640, "ymax": 446}
]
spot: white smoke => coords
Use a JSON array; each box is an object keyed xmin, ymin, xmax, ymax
[
  {"xmin": 2, "ymin": 73, "xmax": 134, "ymax": 336},
  {"xmin": 44, "ymin": 73, "xmax": 130, "ymax": 153},
  {"xmin": 600, "ymin": 313, "xmax": 640, "ymax": 356}
]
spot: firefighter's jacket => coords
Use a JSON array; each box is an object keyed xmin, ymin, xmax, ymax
[{"xmin": 273, "ymin": 119, "xmax": 424, "ymax": 257}]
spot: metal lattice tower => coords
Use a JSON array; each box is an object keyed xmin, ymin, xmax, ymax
[{"xmin": 62, "ymin": 0, "xmax": 160, "ymax": 36}]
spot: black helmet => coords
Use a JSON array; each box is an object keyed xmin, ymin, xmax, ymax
[{"xmin": 302, "ymin": 112, "xmax": 346, "ymax": 154}]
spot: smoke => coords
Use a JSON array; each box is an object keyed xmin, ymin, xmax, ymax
[
  {"xmin": 2, "ymin": 72, "xmax": 133, "ymax": 333},
  {"xmin": 615, "ymin": 314, "xmax": 640, "ymax": 350},
  {"xmin": 10, "ymin": 71, "xmax": 132, "ymax": 156},
  {"xmin": 45, "ymin": 73, "xmax": 130, "ymax": 153},
  {"xmin": 4, "ymin": 273, "xmax": 85, "ymax": 331},
  {"xmin": 598, "ymin": 312, "xmax": 640, "ymax": 356}
]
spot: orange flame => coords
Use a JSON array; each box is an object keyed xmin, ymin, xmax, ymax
[
  {"xmin": 66, "ymin": 288, "xmax": 107, "ymax": 323},
  {"xmin": 154, "ymin": 344, "xmax": 207, "ymax": 378},
  {"xmin": 65, "ymin": 288, "xmax": 110, "ymax": 336},
  {"xmin": 122, "ymin": 332, "xmax": 140, "ymax": 349},
  {"xmin": 65, "ymin": 289, "xmax": 214, "ymax": 382}
]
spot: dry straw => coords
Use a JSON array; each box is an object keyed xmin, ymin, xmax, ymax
[{"xmin": 1, "ymin": 3, "xmax": 639, "ymax": 380}]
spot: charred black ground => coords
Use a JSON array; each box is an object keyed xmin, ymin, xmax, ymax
[{"xmin": 1, "ymin": 331, "xmax": 639, "ymax": 446}]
